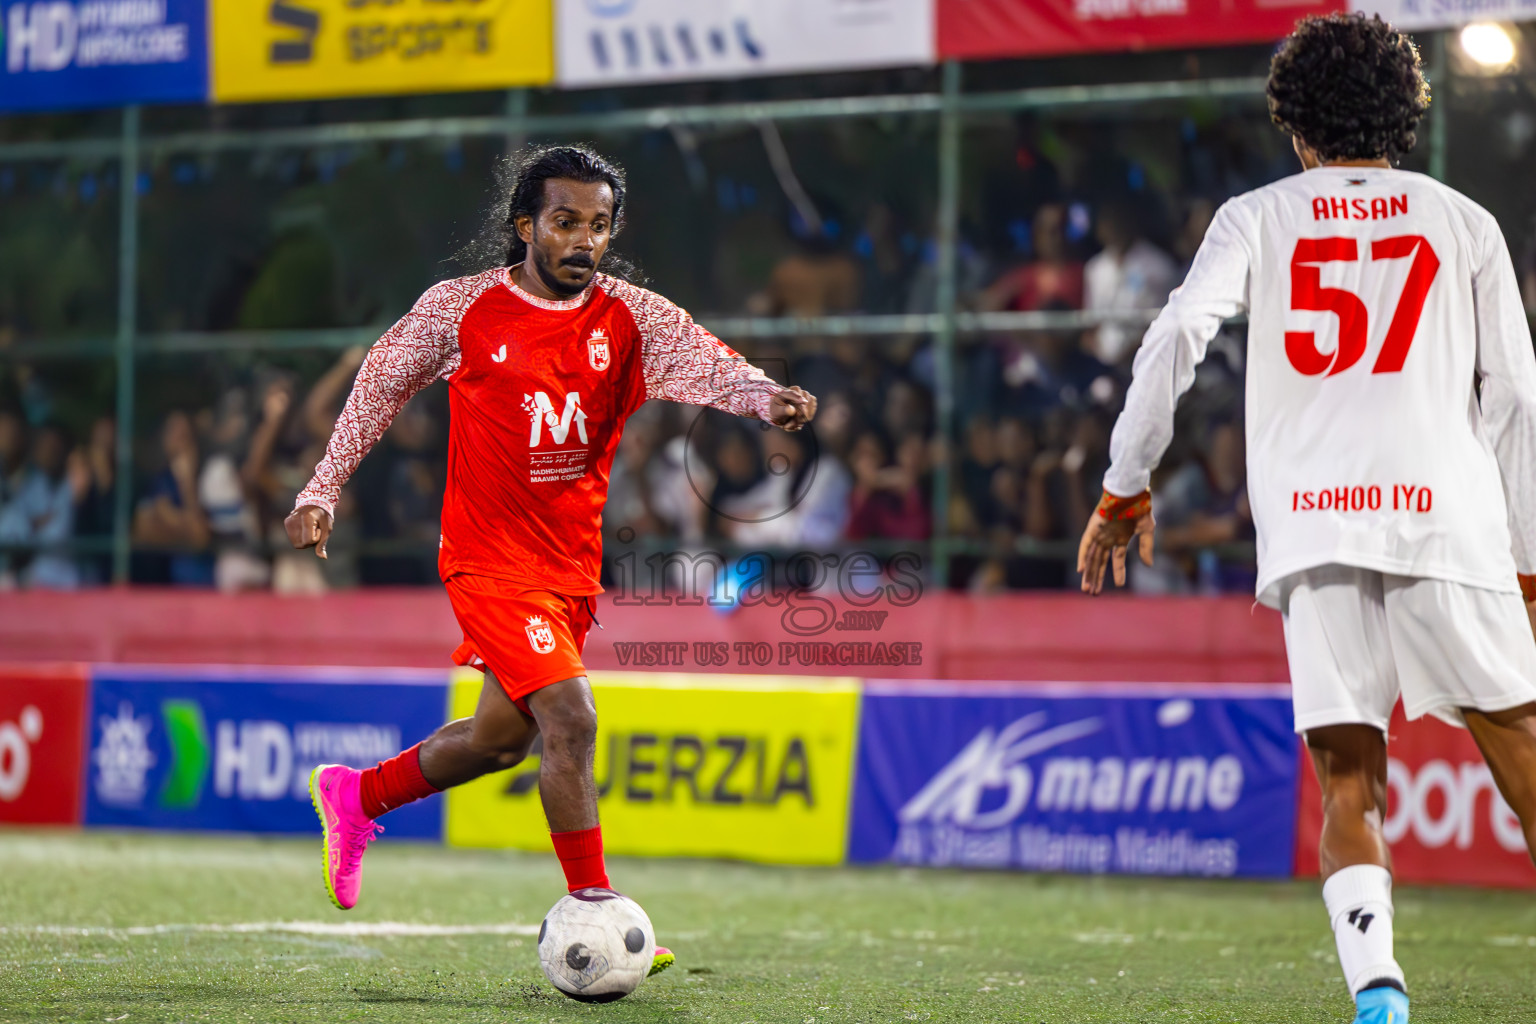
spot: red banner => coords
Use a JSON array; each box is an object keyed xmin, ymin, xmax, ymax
[
  {"xmin": 0, "ymin": 664, "xmax": 89, "ymax": 826},
  {"xmin": 939, "ymin": 0, "xmax": 1344, "ymax": 61},
  {"xmin": 1295, "ymin": 709, "xmax": 1536, "ymax": 888}
]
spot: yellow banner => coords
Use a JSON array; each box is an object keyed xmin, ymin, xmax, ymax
[
  {"xmin": 445, "ymin": 671, "xmax": 861, "ymax": 865},
  {"xmin": 212, "ymin": 0, "xmax": 553, "ymax": 103}
]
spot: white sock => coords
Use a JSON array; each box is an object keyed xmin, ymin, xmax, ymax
[{"xmin": 1322, "ymin": 864, "xmax": 1405, "ymax": 998}]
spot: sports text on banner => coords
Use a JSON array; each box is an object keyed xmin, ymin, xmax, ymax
[{"xmin": 212, "ymin": 0, "xmax": 553, "ymax": 103}]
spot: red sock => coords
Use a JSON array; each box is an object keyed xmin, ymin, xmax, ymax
[
  {"xmin": 550, "ymin": 826, "xmax": 610, "ymax": 892},
  {"xmin": 358, "ymin": 743, "xmax": 440, "ymax": 819}
]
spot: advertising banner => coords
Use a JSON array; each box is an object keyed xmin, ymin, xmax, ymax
[
  {"xmin": 0, "ymin": 0, "xmax": 207, "ymax": 112},
  {"xmin": 938, "ymin": 0, "xmax": 1343, "ymax": 62},
  {"xmin": 1295, "ymin": 709, "xmax": 1536, "ymax": 887},
  {"xmin": 446, "ymin": 670, "xmax": 862, "ymax": 864},
  {"xmin": 211, "ymin": 0, "xmax": 553, "ymax": 103},
  {"xmin": 849, "ymin": 683, "xmax": 1299, "ymax": 878},
  {"xmin": 1349, "ymin": 0, "xmax": 1536, "ymax": 30},
  {"xmin": 557, "ymin": 0, "xmax": 934, "ymax": 89},
  {"xmin": 84, "ymin": 666, "xmax": 448, "ymax": 838},
  {"xmin": 0, "ymin": 664, "xmax": 89, "ymax": 826}
]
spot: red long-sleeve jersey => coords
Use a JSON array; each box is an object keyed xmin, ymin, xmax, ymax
[{"xmin": 295, "ymin": 267, "xmax": 781, "ymax": 595}]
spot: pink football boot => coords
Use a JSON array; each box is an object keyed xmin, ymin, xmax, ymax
[{"xmin": 308, "ymin": 764, "xmax": 383, "ymax": 910}]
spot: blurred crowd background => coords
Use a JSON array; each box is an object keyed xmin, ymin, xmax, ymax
[{"xmin": 3, "ymin": 37, "xmax": 1535, "ymax": 595}]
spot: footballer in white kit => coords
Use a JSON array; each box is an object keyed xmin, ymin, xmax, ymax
[{"xmin": 1079, "ymin": 13, "xmax": 1536, "ymax": 1024}]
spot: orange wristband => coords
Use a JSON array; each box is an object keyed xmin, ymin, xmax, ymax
[
  {"xmin": 1096, "ymin": 489, "xmax": 1152, "ymax": 522},
  {"xmin": 1519, "ymin": 574, "xmax": 1536, "ymax": 603}
]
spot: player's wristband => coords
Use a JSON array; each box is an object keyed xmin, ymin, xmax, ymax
[
  {"xmin": 1519, "ymin": 573, "xmax": 1536, "ymax": 603},
  {"xmin": 1095, "ymin": 489, "xmax": 1152, "ymax": 522}
]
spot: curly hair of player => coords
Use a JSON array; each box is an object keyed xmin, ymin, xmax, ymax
[{"xmin": 1266, "ymin": 12, "xmax": 1431, "ymax": 164}]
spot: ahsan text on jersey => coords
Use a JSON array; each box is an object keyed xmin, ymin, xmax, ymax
[{"xmin": 1311, "ymin": 195, "xmax": 1409, "ymax": 222}]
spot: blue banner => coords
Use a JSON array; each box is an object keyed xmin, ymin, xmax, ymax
[
  {"xmin": 84, "ymin": 667, "xmax": 448, "ymax": 838},
  {"xmin": 1, "ymin": 0, "xmax": 207, "ymax": 111},
  {"xmin": 848, "ymin": 684, "xmax": 1298, "ymax": 878}
]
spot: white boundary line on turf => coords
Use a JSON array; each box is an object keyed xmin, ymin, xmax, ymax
[{"xmin": 1, "ymin": 922, "xmax": 540, "ymax": 937}]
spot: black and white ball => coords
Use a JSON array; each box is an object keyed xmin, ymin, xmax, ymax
[{"xmin": 537, "ymin": 888, "xmax": 655, "ymax": 1002}]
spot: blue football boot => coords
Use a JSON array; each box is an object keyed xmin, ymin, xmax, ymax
[{"xmin": 1353, "ymin": 985, "xmax": 1409, "ymax": 1024}]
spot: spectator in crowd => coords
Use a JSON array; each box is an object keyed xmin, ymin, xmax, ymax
[
  {"xmin": 1152, "ymin": 419, "xmax": 1255, "ymax": 594},
  {"xmin": 704, "ymin": 422, "xmax": 763, "ymax": 540},
  {"xmin": 255, "ymin": 348, "xmax": 365, "ymax": 592},
  {"xmin": 855, "ymin": 202, "xmax": 918, "ymax": 314},
  {"xmin": 724, "ymin": 425, "xmax": 851, "ymax": 548},
  {"xmin": 981, "ymin": 203, "xmax": 1085, "ymax": 314},
  {"xmin": 605, "ymin": 412, "xmax": 668, "ymax": 544},
  {"xmin": 0, "ymin": 409, "xmax": 24, "ymax": 582},
  {"xmin": 198, "ymin": 387, "xmax": 271, "ymax": 591},
  {"xmin": 999, "ymin": 307, "xmax": 1114, "ymax": 420},
  {"xmin": 958, "ymin": 416, "xmax": 999, "ymax": 533},
  {"xmin": 1081, "ymin": 201, "xmax": 1179, "ymax": 365},
  {"xmin": 132, "ymin": 410, "xmax": 212, "ymax": 586},
  {"xmin": 68, "ymin": 415, "xmax": 115, "ymax": 584},
  {"xmin": 847, "ymin": 430, "xmax": 930, "ymax": 541},
  {"xmin": 795, "ymin": 337, "xmax": 897, "ymax": 421},
  {"xmin": 748, "ymin": 210, "xmax": 861, "ymax": 319},
  {"xmin": 0, "ymin": 422, "xmax": 77, "ymax": 588},
  {"xmin": 1174, "ymin": 198, "xmax": 1217, "ymax": 273}
]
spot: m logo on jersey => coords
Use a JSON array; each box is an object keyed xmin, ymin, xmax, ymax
[
  {"xmin": 522, "ymin": 392, "xmax": 588, "ymax": 447},
  {"xmin": 587, "ymin": 329, "xmax": 611, "ymax": 372},
  {"xmin": 525, "ymin": 616, "xmax": 557, "ymax": 655}
]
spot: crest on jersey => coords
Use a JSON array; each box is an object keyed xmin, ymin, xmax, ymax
[
  {"xmin": 525, "ymin": 615, "xmax": 557, "ymax": 655},
  {"xmin": 587, "ymin": 328, "xmax": 611, "ymax": 372}
]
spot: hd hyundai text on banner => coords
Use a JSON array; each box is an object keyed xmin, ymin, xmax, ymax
[
  {"xmin": 1, "ymin": 0, "xmax": 207, "ymax": 111},
  {"xmin": 557, "ymin": 0, "xmax": 934, "ymax": 88},
  {"xmin": 211, "ymin": 0, "xmax": 553, "ymax": 103},
  {"xmin": 0, "ymin": 665, "xmax": 89, "ymax": 826},
  {"xmin": 850, "ymin": 684, "xmax": 1299, "ymax": 878},
  {"xmin": 1296, "ymin": 709, "xmax": 1536, "ymax": 888},
  {"xmin": 85, "ymin": 667, "xmax": 447, "ymax": 838},
  {"xmin": 938, "ymin": 0, "xmax": 1343, "ymax": 61},
  {"xmin": 446, "ymin": 671, "xmax": 861, "ymax": 864}
]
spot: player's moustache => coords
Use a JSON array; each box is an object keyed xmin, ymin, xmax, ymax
[{"xmin": 561, "ymin": 253, "xmax": 596, "ymax": 269}]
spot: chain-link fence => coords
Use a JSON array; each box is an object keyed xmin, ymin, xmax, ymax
[{"xmin": 2, "ymin": 32, "xmax": 1532, "ymax": 594}]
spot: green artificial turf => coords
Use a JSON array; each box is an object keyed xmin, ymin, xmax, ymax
[{"xmin": 1, "ymin": 830, "xmax": 1532, "ymax": 1023}]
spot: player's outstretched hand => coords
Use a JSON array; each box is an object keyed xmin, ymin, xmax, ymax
[
  {"xmin": 1077, "ymin": 489, "xmax": 1155, "ymax": 595},
  {"xmin": 285, "ymin": 504, "xmax": 334, "ymax": 560},
  {"xmin": 768, "ymin": 386, "xmax": 817, "ymax": 432}
]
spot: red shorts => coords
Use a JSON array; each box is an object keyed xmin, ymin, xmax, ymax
[{"xmin": 445, "ymin": 574, "xmax": 596, "ymax": 715}]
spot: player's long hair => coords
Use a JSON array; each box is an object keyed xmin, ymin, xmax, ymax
[
  {"xmin": 1267, "ymin": 13, "xmax": 1429, "ymax": 164},
  {"xmin": 459, "ymin": 143, "xmax": 641, "ymax": 280}
]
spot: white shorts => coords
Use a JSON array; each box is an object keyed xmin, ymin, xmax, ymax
[{"xmin": 1280, "ymin": 564, "xmax": 1536, "ymax": 734}]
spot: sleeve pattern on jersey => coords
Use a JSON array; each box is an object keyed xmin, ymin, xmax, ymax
[
  {"xmin": 294, "ymin": 272, "xmax": 492, "ymax": 517},
  {"xmin": 600, "ymin": 275, "xmax": 780, "ymax": 421}
]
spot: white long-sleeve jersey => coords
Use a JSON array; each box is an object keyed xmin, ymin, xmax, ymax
[{"xmin": 1103, "ymin": 166, "xmax": 1536, "ymax": 608}]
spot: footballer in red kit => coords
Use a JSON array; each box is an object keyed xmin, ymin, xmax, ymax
[{"xmin": 285, "ymin": 146, "xmax": 816, "ymax": 977}]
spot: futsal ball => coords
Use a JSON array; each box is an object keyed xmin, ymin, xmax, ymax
[{"xmin": 537, "ymin": 888, "xmax": 655, "ymax": 1002}]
